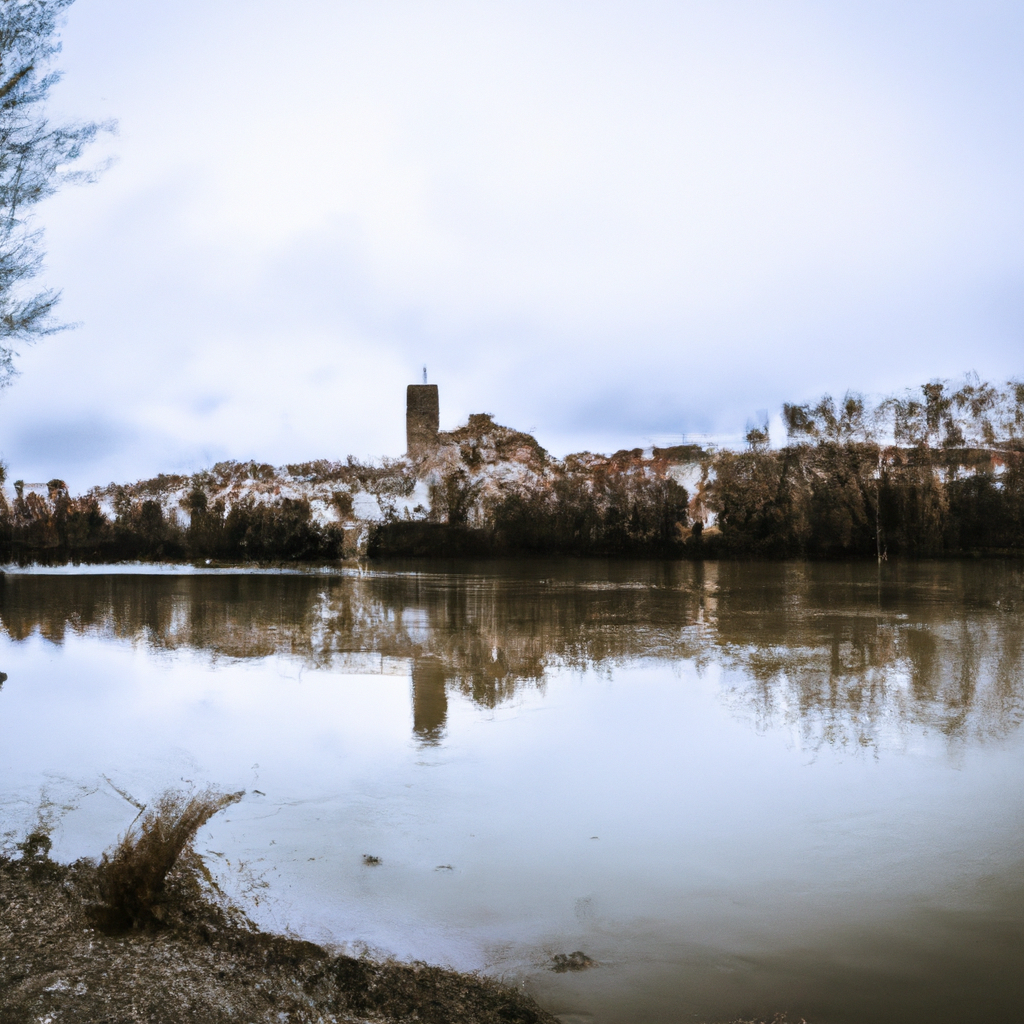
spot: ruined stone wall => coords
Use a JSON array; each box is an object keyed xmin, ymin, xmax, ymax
[{"xmin": 406, "ymin": 384, "xmax": 439, "ymax": 457}]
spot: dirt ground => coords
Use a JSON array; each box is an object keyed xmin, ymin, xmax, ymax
[{"xmin": 0, "ymin": 847, "xmax": 558, "ymax": 1024}]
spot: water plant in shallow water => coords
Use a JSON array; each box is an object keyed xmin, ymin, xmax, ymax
[{"xmin": 95, "ymin": 787, "xmax": 243, "ymax": 931}]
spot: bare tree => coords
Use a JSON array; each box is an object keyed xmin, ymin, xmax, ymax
[
  {"xmin": 0, "ymin": 0, "xmax": 112, "ymax": 386},
  {"xmin": 782, "ymin": 391, "xmax": 871, "ymax": 444}
]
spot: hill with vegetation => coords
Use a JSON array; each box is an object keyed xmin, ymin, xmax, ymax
[{"xmin": 2, "ymin": 376, "xmax": 1022, "ymax": 563}]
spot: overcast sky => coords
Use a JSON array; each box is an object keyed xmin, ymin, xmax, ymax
[{"xmin": 2, "ymin": 0, "xmax": 1023, "ymax": 489}]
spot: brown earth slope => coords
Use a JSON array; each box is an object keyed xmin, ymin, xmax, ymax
[{"xmin": 0, "ymin": 848, "xmax": 556, "ymax": 1024}]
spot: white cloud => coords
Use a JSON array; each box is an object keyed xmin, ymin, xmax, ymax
[{"xmin": 3, "ymin": 0, "xmax": 1022, "ymax": 488}]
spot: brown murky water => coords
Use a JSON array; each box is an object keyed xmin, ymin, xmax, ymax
[{"xmin": 1, "ymin": 559, "xmax": 1023, "ymax": 1023}]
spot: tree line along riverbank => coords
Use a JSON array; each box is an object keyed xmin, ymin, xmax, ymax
[{"xmin": 3, "ymin": 379, "xmax": 1023, "ymax": 564}]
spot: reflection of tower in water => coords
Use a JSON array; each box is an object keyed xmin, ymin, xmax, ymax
[
  {"xmin": 411, "ymin": 657, "xmax": 448, "ymax": 745},
  {"xmin": 3, "ymin": 566, "xmax": 1022, "ymax": 753}
]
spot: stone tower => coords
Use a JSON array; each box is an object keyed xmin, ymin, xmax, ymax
[{"xmin": 406, "ymin": 383, "xmax": 439, "ymax": 457}]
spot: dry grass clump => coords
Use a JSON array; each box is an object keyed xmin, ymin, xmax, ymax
[
  {"xmin": 96, "ymin": 787, "xmax": 243, "ymax": 930},
  {"xmin": 13, "ymin": 828, "xmax": 63, "ymax": 883}
]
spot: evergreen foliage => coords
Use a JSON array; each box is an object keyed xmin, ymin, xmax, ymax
[
  {"xmin": 0, "ymin": 0, "xmax": 112, "ymax": 383},
  {"xmin": 0, "ymin": 470, "xmax": 346, "ymax": 564}
]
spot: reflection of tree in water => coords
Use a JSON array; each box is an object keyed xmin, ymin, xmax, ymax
[
  {"xmin": 701, "ymin": 562, "xmax": 1024, "ymax": 751},
  {"xmin": 0, "ymin": 561, "xmax": 1022, "ymax": 749}
]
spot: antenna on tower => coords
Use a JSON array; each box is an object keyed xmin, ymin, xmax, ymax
[{"xmin": 422, "ymin": 365, "xmax": 428, "ymax": 384}]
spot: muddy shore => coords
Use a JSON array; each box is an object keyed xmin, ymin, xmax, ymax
[
  {"xmin": 0, "ymin": 851, "xmax": 809, "ymax": 1024},
  {"xmin": 0, "ymin": 847, "xmax": 557, "ymax": 1024}
]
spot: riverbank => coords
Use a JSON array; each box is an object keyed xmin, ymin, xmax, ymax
[
  {"xmin": 1, "ymin": 852, "xmax": 812, "ymax": 1024},
  {"xmin": 0, "ymin": 843, "xmax": 558, "ymax": 1024},
  {"xmin": 5, "ymin": 378, "xmax": 1024, "ymax": 563}
]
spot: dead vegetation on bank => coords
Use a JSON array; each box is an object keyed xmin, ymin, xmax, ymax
[
  {"xmin": 94, "ymin": 788, "xmax": 244, "ymax": 932},
  {"xmin": 0, "ymin": 789, "xmax": 813, "ymax": 1023},
  {"xmin": 0, "ymin": 789, "xmax": 557, "ymax": 1024}
]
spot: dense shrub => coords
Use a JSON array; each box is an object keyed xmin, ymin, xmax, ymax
[
  {"xmin": 707, "ymin": 442, "xmax": 1024, "ymax": 558},
  {"xmin": 0, "ymin": 482, "xmax": 342, "ymax": 564}
]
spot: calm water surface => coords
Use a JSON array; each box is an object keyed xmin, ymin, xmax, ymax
[{"xmin": 1, "ymin": 560, "xmax": 1023, "ymax": 1024}]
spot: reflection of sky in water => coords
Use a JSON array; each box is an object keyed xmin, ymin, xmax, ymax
[{"xmin": 1, "ymin": 562, "xmax": 1023, "ymax": 1024}]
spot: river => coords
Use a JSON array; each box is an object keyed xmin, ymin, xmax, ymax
[{"xmin": 1, "ymin": 559, "xmax": 1022, "ymax": 1023}]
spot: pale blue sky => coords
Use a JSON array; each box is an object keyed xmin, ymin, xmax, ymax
[{"xmin": 3, "ymin": 0, "xmax": 1023, "ymax": 488}]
